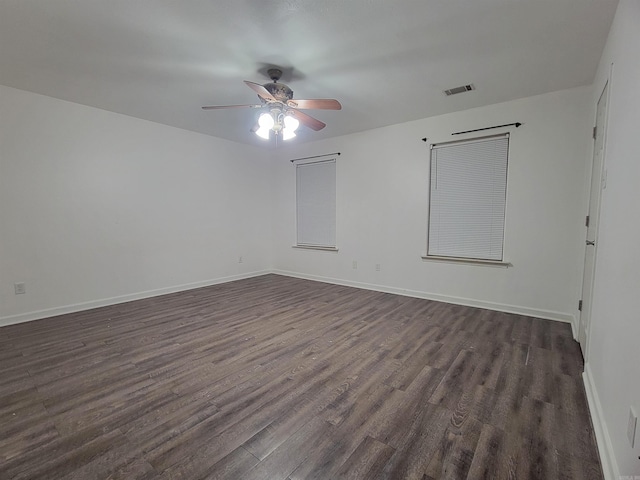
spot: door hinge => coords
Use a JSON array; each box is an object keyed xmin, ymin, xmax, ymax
[
  {"xmin": 578, "ymin": 300, "xmax": 583, "ymax": 311},
  {"xmin": 592, "ymin": 126, "xmax": 597, "ymax": 139},
  {"xmin": 585, "ymin": 215, "xmax": 590, "ymax": 227}
]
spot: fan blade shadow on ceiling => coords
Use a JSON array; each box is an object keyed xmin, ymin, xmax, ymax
[{"xmin": 256, "ymin": 63, "xmax": 305, "ymax": 83}]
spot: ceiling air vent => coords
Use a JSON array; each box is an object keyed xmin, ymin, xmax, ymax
[{"xmin": 444, "ymin": 84, "xmax": 475, "ymax": 96}]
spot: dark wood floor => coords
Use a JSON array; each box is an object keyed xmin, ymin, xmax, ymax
[{"xmin": 0, "ymin": 274, "xmax": 602, "ymax": 480}]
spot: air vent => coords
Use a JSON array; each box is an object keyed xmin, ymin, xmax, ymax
[{"xmin": 444, "ymin": 84, "xmax": 475, "ymax": 96}]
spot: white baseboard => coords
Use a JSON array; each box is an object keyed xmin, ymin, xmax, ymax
[
  {"xmin": 0, "ymin": 270, "xmax": 270, "ymax": 327},
  {"xmin": 1, "ymin": 268, "xmax": 576, "ymax": 328},
  {"xmin": 272, "ymin": 270, "xmax": 575, "ymax": 324},
  {"xmin": 583, "ymin": 363, "xmax": 620, "ymax": 480}
]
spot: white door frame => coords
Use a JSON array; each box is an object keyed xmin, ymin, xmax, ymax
[{"xmin": 578, "ymin": 76, "xmax": 610, "ymax": 360}]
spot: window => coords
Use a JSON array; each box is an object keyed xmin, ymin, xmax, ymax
[
  {"xmin": 296, "ymin": 159, "xmax": 336, "ymax": 249},
  {"xmin": 427, "ymin": 134, "xmax": 509, "ymax": 262}
]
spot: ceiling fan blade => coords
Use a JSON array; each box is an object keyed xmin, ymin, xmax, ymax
[
  {"xmin": 244, "ymin": 81, "xmax": 277, "ymax": 102},
  {"xmin": 289, "ymin": 109, "xmax": 326, "ymax": 131},
  {"xmin": 202, "ymin": 104, "xmax": 262, "ymax": 110},
  {"xmin": 287, "ymin": 99, "xmax": 342, "ymax": 110}
]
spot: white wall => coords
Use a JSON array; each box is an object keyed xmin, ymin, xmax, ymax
[
  {"xmin": 582, "ymin": 0, "xmax": 640, "ymax": 477},
  {"xmin": 0, "ymin": 85, "xmax": 272, "ymax": 325},
  {"xmin": 271, "ymin": 87, "xmax": 592, "ymax": 324}
]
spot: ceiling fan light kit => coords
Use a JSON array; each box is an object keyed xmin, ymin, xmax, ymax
[
  {"xmin": 282, "ymin": 115, "xmax": 300, "ymax": 140},
  {"xmin": 202, "ymin": 66, "xmax": 341, "ymax": 142},
  {"xmin": 255, "ymin": 108, "xmax": 300, "ymax": 140},
  {"xmin": 255, "ymin": 111, "xmax": 275, "ymax": 139}
]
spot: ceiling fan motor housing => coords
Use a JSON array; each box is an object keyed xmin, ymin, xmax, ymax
[{"xmin": 263, "ymin": 82, "xmax": 294, "ymax": 103}]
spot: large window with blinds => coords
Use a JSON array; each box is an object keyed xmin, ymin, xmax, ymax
[
  {"xmin": 296, "ymin": 159, "xmax": 336, "ymax": 248},
  {"xmin": 427, "ymin": 134, "xmax": 509, "ymax": 261}
]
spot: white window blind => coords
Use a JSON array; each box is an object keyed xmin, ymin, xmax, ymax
[
  {"xmin": 296, "ymin": 159, "xmax": 336, "ymax": 247},
  {"xmin": 428, "ymin": 135, "xmax": 509, "ymax": 261}
]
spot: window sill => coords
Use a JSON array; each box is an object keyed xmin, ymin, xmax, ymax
[
  {"xmin": 421, "ymin": 255, "xmax": 511, "ymax": 268},
  {"xmin": 293, "ymin": 245, "xmax": 339, "ymax": 252}
]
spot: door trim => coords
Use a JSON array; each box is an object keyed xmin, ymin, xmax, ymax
[{"xmin": 578, "ymin": 69, "xmax": 612, "ymax": 360}]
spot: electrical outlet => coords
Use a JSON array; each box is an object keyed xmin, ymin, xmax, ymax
[
  {"xmin": 238, "ymin": 256, "xmax": 243, "ymax": 264},
  {"xmin": 14, "ymin": 282, "xmax": 26, "ymax": 295},
  {"xmin": 375, "ymin": 263, "xmax": 381, "ymax": 271},
  {"xmin": 352, "ymin": 261, "xmax": 357, "ymax": 269},
  {"xmin": 628, "ymin": 407, "xmax": 637, "ymax": 448}
]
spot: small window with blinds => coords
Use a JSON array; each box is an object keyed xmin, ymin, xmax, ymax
[
  {"xmin": 427, "ymin": 134, "xmax": 509, "ymax": 262},
  {"xmin": 296, "ymin": 159, "xmax": 336, "ymax": 249}
]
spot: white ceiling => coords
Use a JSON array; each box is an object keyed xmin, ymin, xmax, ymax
[{"xmin": 0, "ymin": 0, "xmax": 618, "ymax": 147}]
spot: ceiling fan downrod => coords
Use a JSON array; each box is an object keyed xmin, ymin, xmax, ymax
[{"xmin": 267, "ymin": 68, "xmax": 283, "ymax": 83}]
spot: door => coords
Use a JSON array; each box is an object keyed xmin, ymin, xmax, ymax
[{"xmin": 578, "ymin": 82, "xmax": 608, "ymax": 358}]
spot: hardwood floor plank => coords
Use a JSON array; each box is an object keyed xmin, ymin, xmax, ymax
[
  {"xmin": 62, "ymin": 434, "xmax": 157, "ymax": 480},
  {"xmin": 516, "ymin": 397, "xmax": 558, "ymax": 479},
  {"xmin": 377, "ymin": 403, "xmax": 451, "ymax": 479},
  {"xmin": 484, "ymin": 361, "xmax": 529, "ymax": 431},
  {"xmin": 467, "ymin": 341, "xmax": 508, "ymax": 390},
  {"xmin": 465, "ymin": 423, "xmax": 506, "ymax": 480},
  {"xmin": 553, "ymin": 406, "xmax": 601, "ymax": 462},
  {"xmin": 423, "ymin": 416, "xmax": 483, "ymax": 480},
  {"xmin": 554, "ymin": 373, "xmax": 590, "ymax": 418},
  {"xmin": 530, "ymin": 319, "xmax": 553, "ymax": 350},
  {"xmin": 370, "ymin": 365, "xmax": 445, "ymax": 449},
  {"xmin": 556, "ymin": 450, "xmax": 604, "ymax": 480},
  {"xmin": 429, "ymin": 349, "xmax": 479, "ymax": 411},
  {"xmin": 384, "ymin": 340, "xmax": 442, "ymax": 391},
  {"xmin": 284, "ymin": 418, "xmax": 342, "ymax": 480},
  {"xmin": 0, "ymin": 274, "xmax": 602, "ymax": 480},
  {"xmin": 242, "ymin": 417, "xmax": 332, "ymax": 480},
  {"xmin": 176, "ymin": 446, "xmax": 260, "ymax": 480},
  {"xmin": 333, "ymin": 435, "xmax": 395, "ymax": 480},
  {"xmin": 240, "ymin": 346, "xmax": 379, "ymax": 460},
  {"xmin": 0, "ymin": 401, "xmax": 59, "ymax": 460},
  {"xmin": 552, "ymin": 334, "xmax": 584, "ymax": 376},
  {"xmin": 123, "ymin": 400, "xmax": 220, "ymax": 455},
  {"xmin": 1, "ymin": 427, "xmax": 128, "ymax": 480},
  {"xmin": 49, "ymin": 379, "xmax": 170, "ymax": 436}
]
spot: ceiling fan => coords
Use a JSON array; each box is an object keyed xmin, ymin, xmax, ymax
[{"xmin": 202, "ymin": 68, "xmax": 341, "ymax": 140}]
